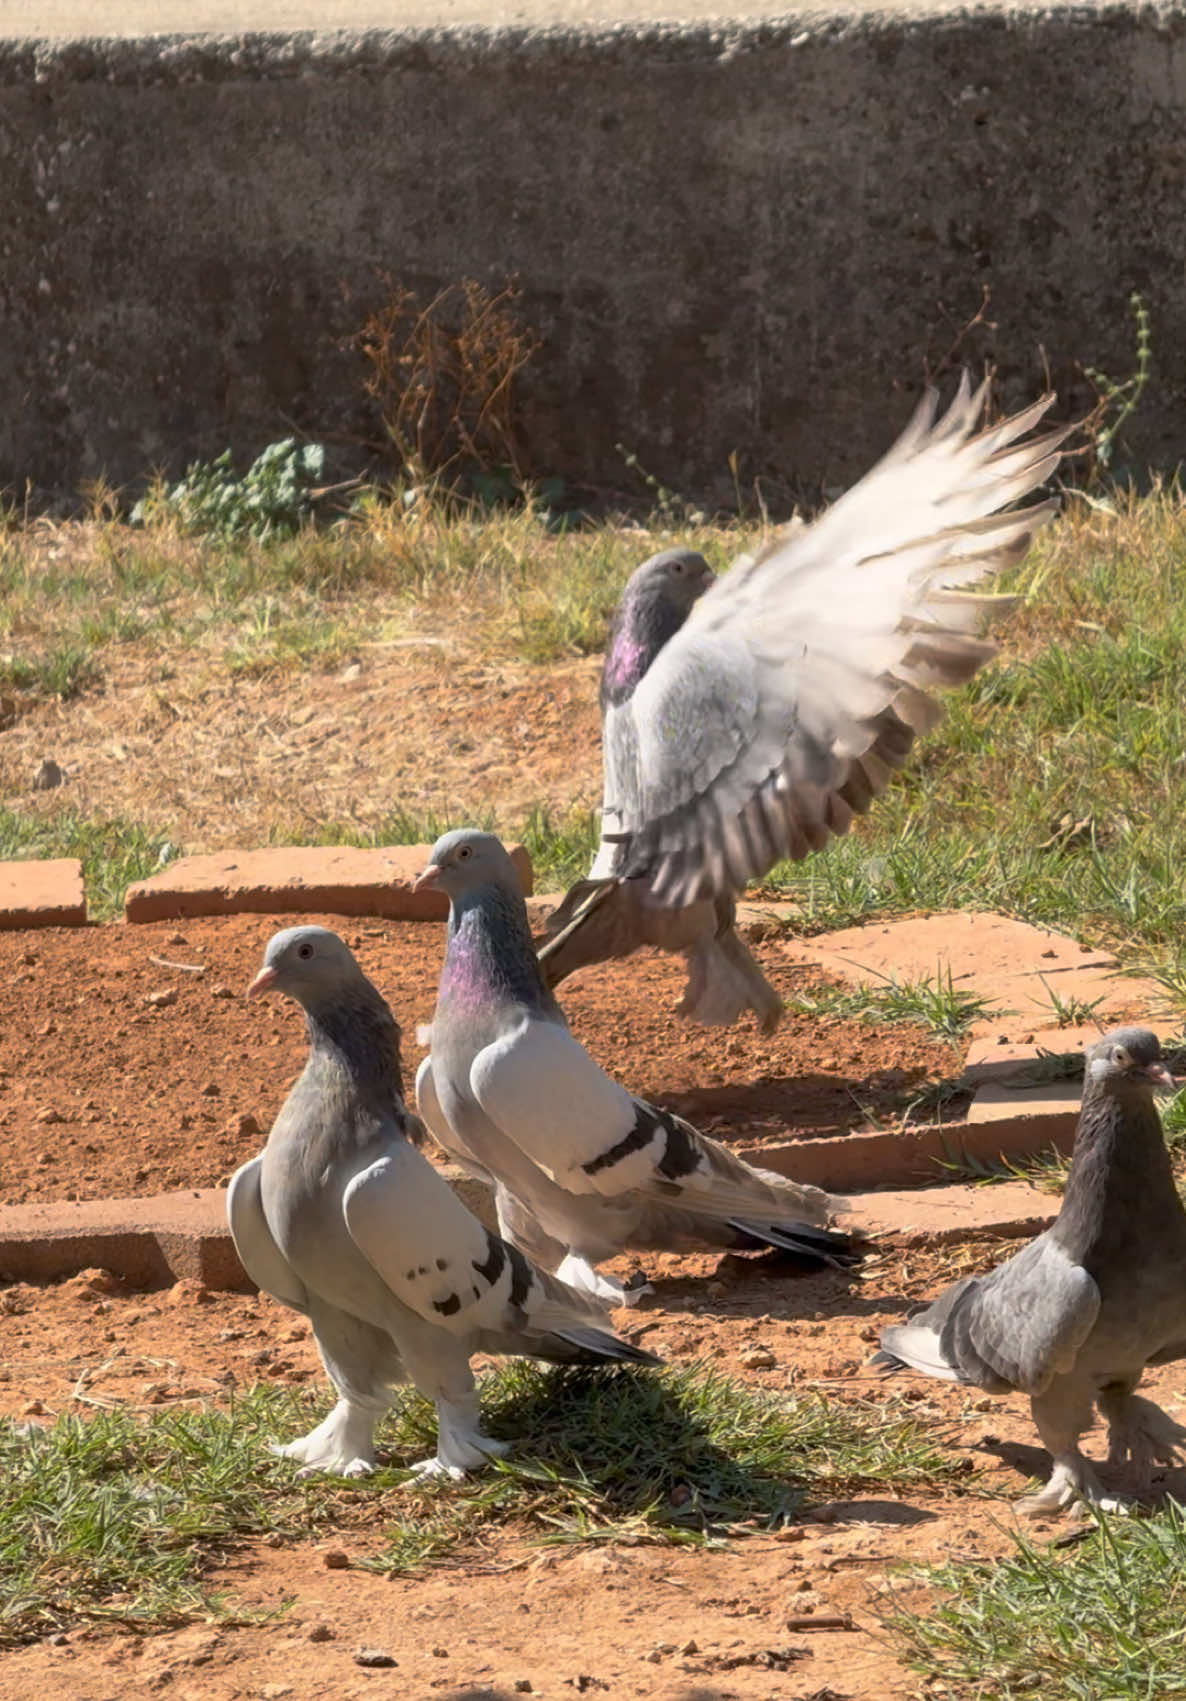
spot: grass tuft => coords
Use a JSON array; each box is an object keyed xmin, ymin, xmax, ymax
[
  {"xmin": 0, "ymin": 808, "xmax": 176, "ymax": 921},
  {"xmin": 788, "ymin": 967, "xmax": 995, "ymax": 1042},
  {"xmin": 886, "ymin": 1501, "xmax": 1186, "ymax": 1699}
]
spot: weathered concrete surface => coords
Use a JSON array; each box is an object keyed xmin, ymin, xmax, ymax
[
  {"xmin": 0, "ymin": 857, "xmax": 86, "ymax": 928},
  {"xmin": 4, "ymin": 6, "xmax": 1186, "ymax": 506},
  {"xmin": 123, "ymin": 841, "xmax": 533, "ymax": 921}
]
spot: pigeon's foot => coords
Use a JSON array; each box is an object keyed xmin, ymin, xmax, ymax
[
  {"xmin": 272, "ymin": 1397, "xmax": 378, "ymax": 1478},
  {"xmin": 1015, "ymin": 1452, "xmax": 1130, "ymax": 1518},
  {"xmin": 555, "ymin": 1253, "xmax": 653, "ymax": 1308},
  {"xmin": 1101, "ymin": 1391, "xmax": 1186, "ymax": 1477},
  {"xmin": 409, "ymin": 1394, "xmax": 510, "ymax": 1481}
]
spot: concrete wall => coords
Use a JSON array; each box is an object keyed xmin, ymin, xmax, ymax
[{"xmin": 3, "ymin": 5, "xmax": 1186, "ymax": 508}]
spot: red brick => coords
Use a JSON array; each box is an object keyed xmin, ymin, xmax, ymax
[
  {"xmin": 0, "ymin": 858, "xmax": 86, "ymax": 929},
  {"xmin": 124, "ymin": 843, "xmax": 533, "ymax": 924},
  {"xmin": 843, "ymin": 1180, "xmax": 1056, "ymax": 1246}
]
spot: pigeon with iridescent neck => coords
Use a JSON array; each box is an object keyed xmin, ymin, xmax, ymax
[
  {"xmin": 539, "ymin": 382, "xmax": 1070, "ymax": 1030},
  {"xmin": 415, "ymin": 829, "xmax": 855, "ymax": 1306},
  {"xmin": 227, "ymin": 924, "xmax": 658, "ymax": 1482},
  {"xmin": 874, "ymin": 1027, "xmax": 1186, "ymax": 1516}
]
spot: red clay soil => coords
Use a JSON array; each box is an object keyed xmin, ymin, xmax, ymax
[
  {"xmin": 0, "ymin": 915, "xmax": 959, "ymax": 1207},
  {"xmin": 4, "ymin": 1247, "xmax": 1186, "ymax": 1701}
]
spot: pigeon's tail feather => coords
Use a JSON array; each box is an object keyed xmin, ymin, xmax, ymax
[
  {"xmin": 677, "ymin": 928, "xmax": 783, "ymax": 1032},
  {"xmin": 540, "ymin": 1326, "xmax": 662, "ymax": 1368},
  {"xmin": 874, "ymin": 1321, "xmax": 962, "ymax": 1382},
  {"xmin": 727, "ymin": 1218, "xmax": 861, "ymax": 1269}
]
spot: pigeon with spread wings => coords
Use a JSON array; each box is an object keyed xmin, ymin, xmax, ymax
[
  {"xmin": 540, "ymin": 379, "xmax": 1070, "ymax": 1029},
  {"xmin": 415, "ymin": 830, "xmax": 855, "ymax": 1307},
  {"xmin": 227, "ymin": 925, "xmax": 657, "ymax": 1481}
]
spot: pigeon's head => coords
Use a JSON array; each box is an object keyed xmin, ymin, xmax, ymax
[
  {"xmin": 247, "ymin": 925, "xmax": 367, "ymax": 1008},
  {"xmin": 603, "ymin": 548, "xmax": 715, "ymax": 703},
  {"xmin": 627, "ymin": 547, "xmax": 715, "ymax": 613},
  {"xmin": 1085, "ymin": 1027, "xmax": 1176, "ymax": 1092},
  {"xmin": 415, "ymin": 829, "xmax": 520, "ymax": 901}
]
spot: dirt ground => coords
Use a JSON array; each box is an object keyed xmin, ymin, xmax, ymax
[
  {"xmin": 0, "ymin": 916, "xmax": 959, "ymax": 1205},
  {"xmin": 2, "ymin": 644, "xmax": 608, "ymax": 853},
  {"xmin": 4, "ymin": 1248, "xmax": 1186, "ymax": 1701}
]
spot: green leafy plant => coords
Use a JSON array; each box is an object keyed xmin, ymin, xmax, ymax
[{"xmin": 132, "ymin": 439, "xmax": 327, "ymax": 541}]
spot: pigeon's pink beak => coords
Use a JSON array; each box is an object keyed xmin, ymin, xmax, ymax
[
  {"xmin": 1144, "ymin": 1061, "xmax": 1178, "ymax": 1090},
  {"xmin": 247, "ymin": 965, "xmax": 278, "ymax": 999},
  {"xmin": 413, "ymin": 863, "xmax": 442, "ymax": 894}
]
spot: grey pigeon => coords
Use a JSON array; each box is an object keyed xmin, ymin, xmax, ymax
[
  {"xmin": 226, "ymin": 925, "xmax": 658, "ymax": 1481},
  {"xmin": 539, "ymin": 380, "xmax": 1070, "ymax": 1030},
  {"xmin": 414, "ymin": 829, "xmax": 855, "ymax": 1307},
  {"xmin": 874, "ymin": 1027, "xmax": 1186, "ymax": 1515}
]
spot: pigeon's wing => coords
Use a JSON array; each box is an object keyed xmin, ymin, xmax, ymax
[
  {"xmin": 469, "ymin": 1013, "xmax": 831, "ymax": 1225},
  {"xmin": 620, "ymin": 382, "xmax": 1069, "ymax": 906},
  {"xmin": 341, "ymin": 1139, "xmax": 612, "ymax": 1342},
  {"xmin": 414, "ymin": 1055, "xmax": 495, "ymax": 1184},
  {"xmin": 881, "ymin": 1235, "xmax": 1100, "ymax": 1395},
  {"xmin": 226, "ymin": 1157, "xmax": 311, "ymax": 1314}
]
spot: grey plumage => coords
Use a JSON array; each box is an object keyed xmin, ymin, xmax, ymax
[
  {"xmin": 415, "ymin": 830, "xmax": 855, "ymax": 1307},
  {"xmin": 226, "ymin": 924, "xmax": 657, "ymax": 1482},
  {"xmin": 540, "ymin": 383, "xmax": 1070, "ymax": 1029},
  {"xmin": 874, "ymin": 1027, "xmax": 1186, "ymax": 1515}
]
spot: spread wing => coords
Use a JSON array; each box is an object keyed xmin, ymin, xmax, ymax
[{"xmin": 619, "ymin": 380, "xmax": 1069, "ymax": 906}]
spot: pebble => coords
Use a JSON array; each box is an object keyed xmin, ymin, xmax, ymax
[
  {"xmin": 353, "ymin": 1648, "xmax": 398, "ymax": 1668},
  {"xmin": 741, "ymin": 1347, "xmax": 777, "ymax": 1370},
  {"xmin": 199, "ymin": 1082, "xmax": 221, "ymax": 1097},
  {"xmin": 146, "ymin": 988, "xmax": 178, "ymax": 1008},
  {"xmin": 211, "ymin": 984, "xmax": 234, "ymax": 999},
  {"xmin": 322, "ymin": 1549, "xmax": 350, "ymax": 1570},
  {"xmin": 307, "ymin": 1623, "xmax": 335, "ymax": 1643},
  {"xmin": 513, "ymin": 1683, "xmax": 533, "ymax": 1695}
]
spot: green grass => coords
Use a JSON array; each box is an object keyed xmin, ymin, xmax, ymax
[
  {"xmin": 886, "ymin": 1503, "xmax": 1186, "ymax": 1699},
  {"xmin": 0, "ymin": 807, "xmax": 176, "ymax": 921},
  {"xmin": 0, "ymin": 1366, "xmax": 971, "ymax": 1644},
  {"xmin": 788, "ymin": 966, "xmax": 997, "ymax": 1042},
  {"xmin": 0, "ymin": 643, "xmax": 101, "ymax": 702}
]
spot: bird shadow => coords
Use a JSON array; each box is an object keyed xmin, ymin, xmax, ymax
[
  {"xmin": 979, "ymin": 1434, "xmax": 1186, "ymax": 1508},
  {"xmin": 383, "ymin": 1360, "xmax": 843, "ymax": 1537},
  {"xmin": 659, "ymin": 1069, "xmax": 937, "ymax": 1135},
  {"xmin": 641, "ymin": 1252, "xmax": 912, "ymax": 1326}
]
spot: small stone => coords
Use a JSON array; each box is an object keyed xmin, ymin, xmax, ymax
[
  {"xmin": 211, "ymin": 984, "xmax": 234, "ymax": 999},
  {"xmin": 773, "ymin": 1525, "xmax": 805, "ymax": 1543},
  {"xmin": 306, "ymin": 1623, "xmax": 335, "ymax": 1643},
  {"xmin": 431, "ymin": 1645, "xmax": 449, "ymax": 1657},
  {"xmin": 46, "ymin": 1631, "xmax": 69, "ymax": 1646},
  {"xmin": 146, "ymin": 988, "xmax": 177, "ymax": 1008},
  {"xmin": 679, "ymin": 1638, "xmax": 698, "ymax": 1655},
  {"xmin": 166, "ymin": 932, "xmax": 188, "ymax": 945},
  {"xmin": 513, "ymin": 1684, "xmax": 533, "ymax": 1695},
  {"xmin": 261, "ymin": 1686, "xmax": 293, "ymax": 1699},
  {"xmin": 225, "ymin": 1112, "xmax": 261, "ymax": 1137},
  {"xmin": 32, "ymin": 758, "xmax": 64, "ymax": 791},
  {"xmin": 21, "ymin": 1398, "xmax": 45, "ymax": 1416},
  {"xmin": 322, "ymin": 1548, "xmax": 350, "ymax": 1570},
  {"xmin": 353, "ymin": 1648, "xmax": 397, "ymax": 1668},
  {"xmin": 35, "ymin": 1107, "xmax": 64, "ymax": 1125},
  {"xmin": 741, "ymin": 1347, "xmax": 777, "ymax": 1370},
  {"xmin": 199, "ymin": 1082, "xmax": 221, "ymax": 1097}
]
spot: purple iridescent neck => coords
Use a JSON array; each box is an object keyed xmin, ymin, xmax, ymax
[
  {"xmin": 601, "ymin": 583, "xmax": 691, "ymax": 707},
  {"xmin": 439, "ymin": 889, "xmax": 550, "ymax": 1019}
]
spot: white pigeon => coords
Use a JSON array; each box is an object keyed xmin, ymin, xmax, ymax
[
  {"xmin": 227, "ymin": 925, "xmax": 658, "ymax": 1481},
  {"xmin": 415, "ymin": 829, "xmax": 855, "ymax": 1307},
  {"xmin": 539, "ymin": 378, "xmax": 1070, "ymax": 1029},
  {"xmin": 875, "ymin": 1028, "xmax": 1186, "ymax": 1515}
]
